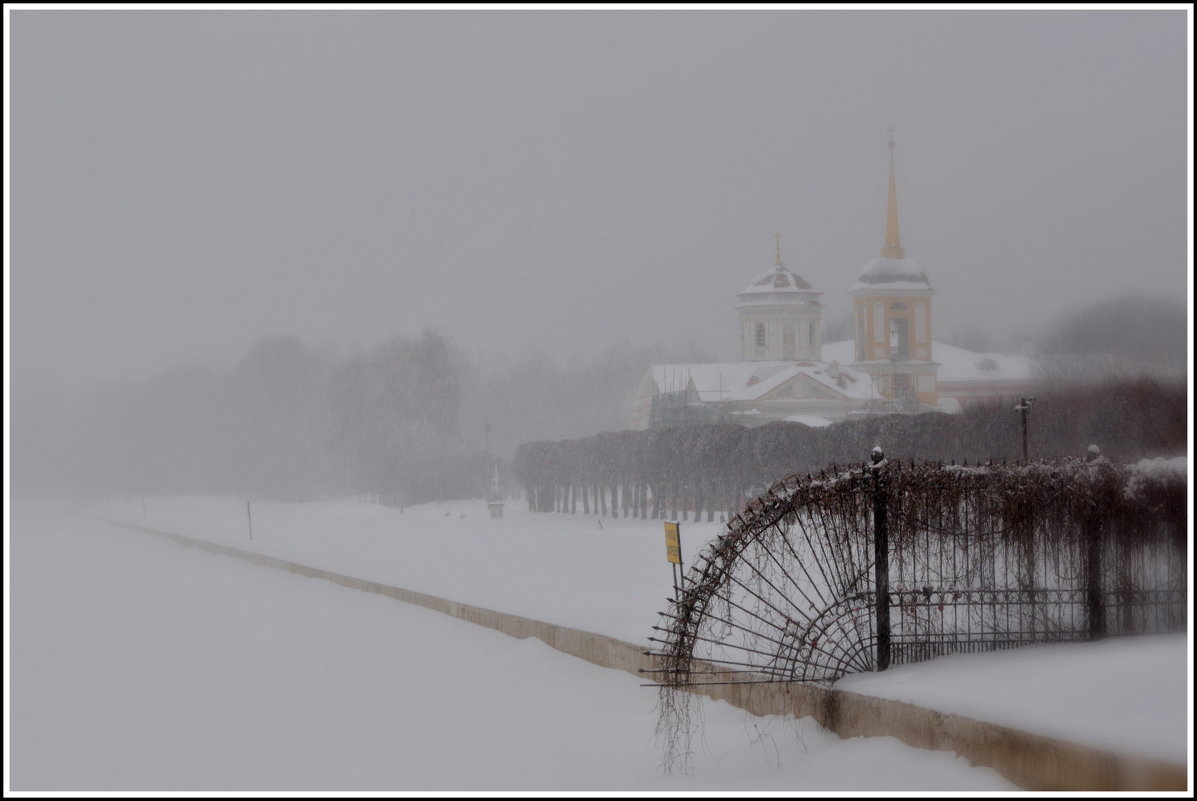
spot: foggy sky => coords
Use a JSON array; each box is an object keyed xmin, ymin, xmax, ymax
[{"xmin": 9, "ymin": 7, "xmax": 1190, "ymax": 391}]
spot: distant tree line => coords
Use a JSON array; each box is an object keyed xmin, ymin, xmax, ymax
[
  {"xmin": 512, "ymin": 377, "xmax": 1186, "ymax": 520},
  {"xmin": 1037, "ymin": 295, "xmax": 1188, "ymax": 366},
  {"xmin": 67, "ymin": 330, "xmax": 482, "ymax": 505},
  {"xmin": 26, "ymin": 329, "xmax": 710, "ymax": 505}
]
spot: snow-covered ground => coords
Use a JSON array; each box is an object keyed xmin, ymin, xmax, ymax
[
  {"xmin": 8, "ymin": 501, "xmax": 1016, "ymax": 791},
  {"xmin": 837, "ymin": 635, "xmax": 1189, "ymax": 764},
  {"xmin": 89, "ymin": 493, "xmax": 717, "ymax": 646},
  {"xmin": 65, "ymin": 491, "xmax": 1195, "ymax": 770}
]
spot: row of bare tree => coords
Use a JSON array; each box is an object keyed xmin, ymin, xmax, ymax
[{"xmin": 512, "ymin": 376, "xmax": 1186, "ymax": 519}]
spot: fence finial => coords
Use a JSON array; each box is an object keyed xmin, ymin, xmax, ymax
[{"xmin": 869, "ymin": 445, "xmax": 887, "ymax": 472}]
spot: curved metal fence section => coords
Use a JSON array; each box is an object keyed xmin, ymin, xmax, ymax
[{"xmin": 648, "ymin": 457, "xmax": 1186, "ymax": 772}]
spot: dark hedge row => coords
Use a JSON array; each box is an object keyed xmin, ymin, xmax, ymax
[{"xmin": 512, "ymin": 377, "xmax": 1186, "ymax": 519}]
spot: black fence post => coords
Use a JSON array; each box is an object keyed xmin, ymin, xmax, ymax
[
  {"xmin": 1085, "ymin": 512, "xmax": 1105, "ymax": 640},
  {"xmin": 870, "ymin": 448, "xmax": 891, "ymax": 671}
]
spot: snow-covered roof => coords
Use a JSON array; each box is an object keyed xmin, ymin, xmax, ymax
[
  {"xmin": 648, "ymin": 359, "xmax": 877, "ymax": 404},
  {"xmin": 723, "ymin": 364, "xmax": 805, "ymax": 400},
  {"xmin": 821, "ymin": 339, "xmax": 1034, "ymax": 383},
  {"xmin": 778, "ymin": 361, "xmax": 877, "ymax": 401},
  {"xmin": 930, "ymin": 341, "xmax": 1033, "ymax": 382},
  {"xmin": 737, "ymin": 265, "xmax": 819, "ymax": 299},
  {"xmin": 648, "ymin": 362, "xmax": 786, "ymax": 403},
  {"xmin": 850, "ymin": 257, "xmax": 931, "ymax": 291}
]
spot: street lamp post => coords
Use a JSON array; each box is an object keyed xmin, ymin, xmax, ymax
[{"xmin": 1014, "ymin": 397, "xmax": 1036, "ymax": 462}]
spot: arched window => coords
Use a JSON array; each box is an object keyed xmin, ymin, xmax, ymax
[
  {"xmin": 809, "ymin": 322, "xmax": 815, "ymax": 346},
  {"xmin": 755, "ymin": 323, "xmax": 766, "ymax": 347}
]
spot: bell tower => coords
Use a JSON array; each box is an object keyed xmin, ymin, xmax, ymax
[{"xmin": 848, "ymin": 131, "xmax": 939, "ymax": 410}]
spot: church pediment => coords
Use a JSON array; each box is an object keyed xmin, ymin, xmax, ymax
[{"xmin": 760, "ymin": 373, "xmax": 846, "ymax": 402}]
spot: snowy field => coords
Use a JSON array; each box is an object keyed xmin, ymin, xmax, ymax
[
  {"xmin": 73, "ymin": 490, "xmax": 1194, "ymax": 768},
  {"xmin": 90, "ymin": 492, "xmax": 718, "ymax": 646},
  {"xmin": 8, "ymin": 501, "xmax": 1017, "ymax": 792}
]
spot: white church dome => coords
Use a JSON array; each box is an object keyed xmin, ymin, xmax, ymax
[{"xmin": 738, "ymin": 265, "xmax": 817, "ymax": 298}]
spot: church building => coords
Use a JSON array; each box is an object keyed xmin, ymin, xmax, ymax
[
  {"xmin": 629, "ymin": 234, "xmax": 879, "ymax": 430},
  {"xmin": 630, "ymin": 135, "xmax": 1036, "ymax": 431}
]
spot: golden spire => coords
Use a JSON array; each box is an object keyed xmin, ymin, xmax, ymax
[
  {"xmin": 881, "ymin": 127, "xmax": 905, "ymax": 259},
  {"xmin": 774, "ymin": 232, "xmax": 783, "ymax": 267}
]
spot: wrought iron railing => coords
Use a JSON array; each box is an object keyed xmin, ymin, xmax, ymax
[{"xmin": 646, "ymin": 454, "xmax": 1186, "ymax": 770}]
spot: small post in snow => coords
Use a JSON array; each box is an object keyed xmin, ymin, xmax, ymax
[
  {"xmin": 246, "ymin": 500, "xmax": 254, "ymax": 541},
  {"xmin": 664, "ymin": 520, "xmax": 683, "ymax": 596}
]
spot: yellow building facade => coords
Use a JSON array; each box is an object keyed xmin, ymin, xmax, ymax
[{"xmin": 847, "ymin": 136, "xmax": 940, "ymax": 411}]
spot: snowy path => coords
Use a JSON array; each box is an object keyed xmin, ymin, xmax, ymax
[
  {"xmin": 80, "ymin": 494, "xmax": 1192, "ymax": 766},
  {"xmin": 9, "ymin": 501, "xmax": 1015, "ymax": 791}
]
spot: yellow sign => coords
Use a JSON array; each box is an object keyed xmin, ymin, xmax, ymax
[{"xmin": 664, "ymin": 521, "xmax": 681, "ymax": 565}]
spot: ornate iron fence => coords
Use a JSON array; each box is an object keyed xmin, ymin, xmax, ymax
[{"xmin": 646, "ymin": 454, "xmax": 1186, "ymax": 769}]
